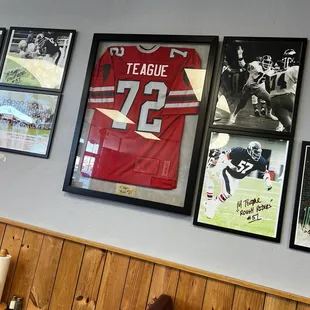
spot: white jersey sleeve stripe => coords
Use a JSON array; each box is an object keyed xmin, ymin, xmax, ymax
[
  {"xmin": 88, "ymin": 98, "xmax": 114, "ymax": 103},
  {"xmin": 168, "ymin": 89, "xmax": 201, "ymax": 96},
  {"xmin": 89, "ymin": 86, "xmax": 115, "ymax": 91},
  {"xmin": 164, "ymin": 102, "xmax": 199, "ymax": 108}
]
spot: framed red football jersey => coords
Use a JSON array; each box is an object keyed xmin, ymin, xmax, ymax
[
  {"xmin": 87, "ymin": 45, "xmax": 202, "ymax": 189},
  {"xmin": 63, "ymin": 33, "xmax": 218, "ymax": 215}
]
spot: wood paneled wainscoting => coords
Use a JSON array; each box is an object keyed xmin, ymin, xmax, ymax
[{"xmin": 0, "ymin": 218, "xmax": 309, "ymax": 310}]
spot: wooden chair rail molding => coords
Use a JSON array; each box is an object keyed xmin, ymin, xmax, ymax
[{"xmin": 0, "ymin": 216, "xmax": 309, "ymax": 310}]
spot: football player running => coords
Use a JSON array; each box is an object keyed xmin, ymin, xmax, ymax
[
  {"xmin": 34, "ymin": 33, "xmax": 62, "ymax": 65},
  {"xmin": 268, "ymin": 49, "xmax": 299, "ymax": 132},
  {"xmin": 251, "ymin": 55, "xmax": 274, "ymax": 117},
  {"xmin": 229, "ymin": 46, "xmax": 277, "ymax": 124},
  {"xmin": 203, "ymin": 141, "xmax": 272, "ymax": 219}
]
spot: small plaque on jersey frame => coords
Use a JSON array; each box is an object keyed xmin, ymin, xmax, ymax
[
  {"xmin": 115, "ymin": 184, "xmax": 137, "ymax": 198},
  {"xmin": 63, "ymin": 33, "xmax": 219, "ymax": 215}
]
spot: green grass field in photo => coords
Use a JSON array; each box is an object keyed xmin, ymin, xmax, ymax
[
  {"xmin": 198, "ymin": 177, "xmax": 282, "ymax": 237},
  {"xmin": 0, "ymin": 123, "xmax": 50, "ymax": 137},
  {"xmin": 1, "ymin": 54, "xmax": 41, "ymax": 88}
]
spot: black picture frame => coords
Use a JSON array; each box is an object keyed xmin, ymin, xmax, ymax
[
  {"xmin": 0, "ymin": 86, "xmax": 61, "ymax": 158},
  {"xmin": 290, "ymin": 141, "xmax": 310, "ymax": 252},
  {"xmin": 193, "ymin": 128, "xmax": 293, "ymax": 242},
  {"xmin": 210, "ymin": 36, "xmax": 307, "ymax": 136},
  {"xmin": 0, "ymin": 28, "xmax": 6, "ymax": 52},
  {"xmin": 192, "ymin": 36, "xmax": 307, "ymax": 242},
  {"xmin": 63, "ymin": 33, "xmax": 219, "ymax": 215},
  {"xmin": 0, "ymin": 26, "xmax": 76, "ymax": 93}
]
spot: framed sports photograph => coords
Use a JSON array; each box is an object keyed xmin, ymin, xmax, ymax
[
  {"xmin": 0, "ymin": 87, "xmax": 60, "ymax": 157},
  {"xmin": 290, "ymin": 141, "xmax": 310, "ymax": 252},
  {"xmin": 0, "ymin": 27, "xmax": 76, "ymax": 92},
  {"xmin": 211, "ymin": 37, "xmax": 307, "ymax": 135},
  {"xmin": 0, "ymin": 28, "xmax": 6, "ymax": 51},
  {"xmin": 63, "ymin": 33, "xmax": 218, "ymax": 214},
  {"xmin": 193, "ymin": 130, "xmax": 291, "ymax": 241}
]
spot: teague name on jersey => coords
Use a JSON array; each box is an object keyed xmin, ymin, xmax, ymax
[{"xmin": 126, "ymin": 63, "xmax": 169, "ymax": 77}]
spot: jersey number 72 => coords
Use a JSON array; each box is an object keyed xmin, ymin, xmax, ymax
[{"xmin": 111, "ymin": 80, "xmax": 167, "ymax": 133}]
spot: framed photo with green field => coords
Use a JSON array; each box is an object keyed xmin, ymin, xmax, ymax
[
  {"xmin": 0, "ymin": 27, "xmax": 76, "ymax": 92},
  {"xmin": 193, "ymin": 130, "xmax": 292, "ymax": 242},
  {"xmin": 0, "ymin": 87, "xmax": 60, "ymax": 157},
  {"xmin": 290, "ymin": 141, "xmax": 310, "ymax": 252}
]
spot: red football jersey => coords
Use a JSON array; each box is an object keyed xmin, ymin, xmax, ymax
[{"xmin": 84, "ymin": 45, "xmax": 202, "ymax": 189}]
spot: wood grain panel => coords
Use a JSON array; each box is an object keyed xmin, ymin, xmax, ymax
[
  {"xmin": 232, "ymin": 286, "xmax": 265, "ymax": 310},
  {"xmin": 9, "ymin": 230, "xmax": 43, "ymax": 306},
  {"xmin": 174, "ymin": 271, "xmax": 206, "ymax": 310},
  {"xmin": 147, "ymin": 265, "xmax": 179, "ymax": 307},
  {"xmin": 1, "ymin": 217, "xmax": 310, "ymax": 305},
  {"xmin": 49, "ymin": 240, "xmax": 85, "ymax": 310},
  {"xmin": 72, "ymin": 246, "xmax": 106, "ymax": 310},
  {"xmin": 1, "ymin": 225, "xmax": 24, "ymax": 303},
  {"xmin": 96, "ymin": 252, "xmax": 130, "ymax": 310},
  {"xmin": 202, "ymin": 278, "xmax": 235, "ymax": 310},
  {"xmin": 264, "ymin": 295, "xmax": 297, "ymax": 310},
  {"xmin": 0, "ymin": 219, "xmax": 309, "ymax": 309},
  {"xmin": 27, "ymin": 235, "xmax": 63, "ymax": 310},
  {"xmin": 0, "ymin": 223, "xmax": 6, "ymax": 245},
  {"xmin": 120, "ymin": 258, "xmax": 154, "ymax": 310}
]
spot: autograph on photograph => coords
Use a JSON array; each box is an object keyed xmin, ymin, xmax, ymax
[{"xmin": 236, "ymin": 197, "xmax": 273, "ymax": 224}]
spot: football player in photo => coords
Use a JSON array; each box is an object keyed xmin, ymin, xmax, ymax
[
  {"xmin": 34, "ymin": 32, "xmax": 62, "ymax": 65},
  {"xmin": 203, "ymin": 141, "xmax": 272, "ymax": 219},
  {"xmin": 18, "ymin": 39, "xmax": 39, "ymax": 60},
  {"xmin": 214, "ymin": 56, "xmax": 232, "ymax": 122},
  {"xmin": 268, "ymin": 49, "xmax": 299, "ymax": 132},
  {"xmin": 215, "ymin": 55, "xmax": 247, "ymax": 123},
  {"xmin": 229, "ymin": 46, "xmax": 277, "ymax": 124}
]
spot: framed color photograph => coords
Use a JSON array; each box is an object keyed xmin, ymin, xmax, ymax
[
  {"xmin": 63, "ymin": 33, "xmax": 218, "ymax": 214},
  {"xmin": 0, "ymin": 88, "xmax": 60, "ymax": 157},
  {"xmin": 193, "ymin": 130, "xmax": 291, "ymax": 241},
  {"xmin": 290, "ymin": 141, "xmax": 310, "ymax": 252},
  {"xmin": 211, "ymin": 37, "xmax": 307, "ymax": 134},
  {"xmin": 0, "ymin": 27, "xmax": 76, "ymax": 92}
]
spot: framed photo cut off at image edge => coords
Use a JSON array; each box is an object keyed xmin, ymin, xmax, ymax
[
  {"xmin": 211, "ymin": 36, "xmax": 307, "ymax": 135},
  {"xmin": 290, "ymin": 141, "xmax": 310, "ymax": 252},
  {"xmin": 0, "ymin": 87, "xmax": 61, "ymax": 158},
  {"xmin": 193, "ymin": 130, "xmax": 292, "ymax": 241},
  {"xmin": 0, "ymin": 28, "xmax": 6, "ymax": 51},
  {"xmin": 63, "ymin": 33, "xmax": 218, "ymax": 214},
  {"xmin": 0, "ymin": 26, "xmax": 76, "ymax": 92}
]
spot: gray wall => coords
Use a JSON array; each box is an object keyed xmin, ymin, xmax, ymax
[{"xmin": 0, "ymin": 0, "xmax": 309, "ymax": 297}]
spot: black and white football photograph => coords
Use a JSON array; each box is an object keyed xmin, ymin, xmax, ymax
[
  {"xmin": 0, "ymin": 27, "xmax": 75, "ymax": 91},
  {"xmin": 213, "ymin": 37, "xmax": 307, "ymax": 133},
  {"xmin": 0, "ymin": 28, "xmax": 5, "ymax": 51}
]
